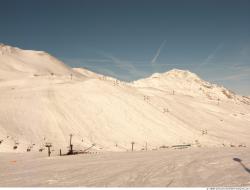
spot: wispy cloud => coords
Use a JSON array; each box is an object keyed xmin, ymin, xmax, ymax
[
  {"xmin": 213, "ymin": 73, "xmax": 249, "ymax": 82},
  {"xmin": 240, "ymin": 43, "xmax": 250, "ymax": 58},
  {"xmin": 101, "ymin": 53, "xmax": 135, "ymax": 70},
  {"xmin": 81, "ymin": 58, "xmax": 111, "ymax": 63},
  {"xmin": 198, "ymin": 43, "xmax": 224, "ymax": 68},
  {"xmin": 151, "ymin": 40, "xmax": 166, "ymax": 65},
  {"xmin": 99, "ymin": 52, "xmax": 148, "ymax": 80},
  {"xmin": 212, "ymin": 64, "xmax": 250, "ymax": 82},
  {"xmin": 61, "ymin": 57, "xmax": 111, "ymax": 67}
]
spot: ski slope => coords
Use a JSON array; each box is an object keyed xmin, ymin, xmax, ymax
[{"xmin": 0, "ymin": 44, "xmax": 250, "ymax": 153}]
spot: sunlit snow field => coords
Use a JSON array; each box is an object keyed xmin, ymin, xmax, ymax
[{"xmin": 0, "ymin": 147, "xmax": 250, "ymax": 187}]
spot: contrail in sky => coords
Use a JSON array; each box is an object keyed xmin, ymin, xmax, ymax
[
  {"xmin": 199, "ymin": 43, "xmax": 224, "ymax": 68},
  {"xmin": 151, "ymin": 40, "xmax": 166, "ymax": 65}
]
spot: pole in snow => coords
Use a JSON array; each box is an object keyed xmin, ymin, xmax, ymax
[
  {"xmin": 68, "ymin": 134, "xmax": 73, "ymax": 154},
  {"xmin": 45, "ymin": 143, "xmax": 52, "ymax": 157},
  {"xmin": 131, "ymin": 141, "xmax": 135, "ymax": 152}
]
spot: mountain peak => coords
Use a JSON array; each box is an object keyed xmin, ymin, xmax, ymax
[
  {"xmin": 0, "ymin": 43, "xmax": 48, "ymax": 55},
  {"xmin": 0, "ymin": 43, "xmax": 80, "ymax": 78},
  {"xmin": 0, "ymin": 43, "xmax": 20, "ymax": 54},
  {"xmin": 166, "ymin": 68, "xmax": 196, "ymax": 76},
  {"xmin": 149, "ymin": 69, "xmax": 201, "ymax": 82}
]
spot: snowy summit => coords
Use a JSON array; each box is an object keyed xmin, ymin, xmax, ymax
[{"xmin": 0, "ymin": 44, "xmax": 249, "ymax": 153}]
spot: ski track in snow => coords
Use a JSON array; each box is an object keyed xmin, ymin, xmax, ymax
[{"xmin": 0, "ymin": 148, "xmax": 250, "ymax": 187}]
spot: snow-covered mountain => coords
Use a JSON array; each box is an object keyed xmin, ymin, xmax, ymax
[
  {"xmin": 0, "ymin": 44, "xmax": 249, "ymax": 153},
  {"xmin": 132, "ymin": 69, "xmax": 249, "ymax": 104},
  {"xmin": 0, "ymin": 43, "xmax": 82, "ymax": 79}
]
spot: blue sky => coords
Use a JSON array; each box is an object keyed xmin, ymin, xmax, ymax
[{"xmin": 0, "ymin": 0, "xmax": 250, "ymax": 95}]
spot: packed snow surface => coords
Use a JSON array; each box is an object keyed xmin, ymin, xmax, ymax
[
  {"xmin": 0, "ymin": 148, "xmax": 250, "ymax": 187},
  {"xmin": 0, "ymin": 44, "xmax": 250, "ymax": 153}
]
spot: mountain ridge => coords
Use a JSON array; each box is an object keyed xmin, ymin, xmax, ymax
[
  {"xmin": 0, "ymin": 43, "xmax": 247, "ymax": 98},
  {"xmin": 0, "ymin": 44, "xmax": 249, "ymax": 153}
]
